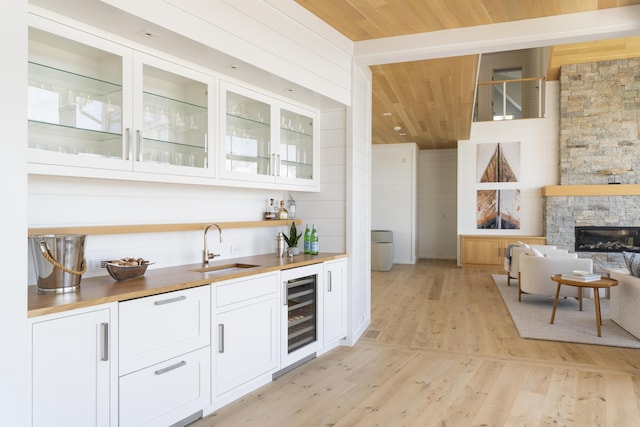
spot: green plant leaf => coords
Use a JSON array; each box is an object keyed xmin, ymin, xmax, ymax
[{"xmin": 284, "ymin": 221, "xmax": 302, "ymax": 247}]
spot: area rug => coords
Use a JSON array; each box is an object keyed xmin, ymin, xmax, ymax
[{"xmin": 491, "ymin": 274, "xmax": 640, "ymax": 348}]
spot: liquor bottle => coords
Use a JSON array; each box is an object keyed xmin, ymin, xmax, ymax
[
  {"xmin": 286, "ymin": 194, "xmax": 296, "ymax": 219},
  {"xmin": 310, "ymin": 224, "xmax": 318, "ymax": 255},
  {"xmin": 278, "ymin": 200, "xmax": 289, "ymax": 220},
  {"xmin": 304, "ymin": 224, "xmax": 311, "ymax": 254},
  {"xmin": 264, "ymin": 198, "xmax": 277, "ymax": 220}
]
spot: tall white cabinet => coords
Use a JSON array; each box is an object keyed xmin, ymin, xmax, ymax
[{"xmin": 30, "ymin": 304, "xmax": 118, "ymax": 427}]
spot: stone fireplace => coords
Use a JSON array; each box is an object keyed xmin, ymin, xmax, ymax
[{"xmin": 543, "ymin": 57, "xmax": 640, "ymax": 272}]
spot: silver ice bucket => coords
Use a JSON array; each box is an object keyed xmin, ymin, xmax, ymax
[{"xmin": 30, "ymin": 234, "xmax": 87, "ymax": 294}]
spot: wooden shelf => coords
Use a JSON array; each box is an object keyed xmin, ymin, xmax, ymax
[
  {"xmin": 542, "ymin": 184, "xmax": 640, "ymax": 197},
  {"xmin": 28, "ymin": 219, "xmax": 302, "ymax": 236}
]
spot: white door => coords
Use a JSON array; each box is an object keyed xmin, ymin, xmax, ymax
[
  {"xmin": 323, "ymin": 259, "xmax": 347, "ymax": 347},
  {"xmin": 31, "ymin": 307, "xmax": 113, "ymax": 427},
  {"xmin": 214, "ymin": 297, "xmax": 278, "ymax": 396}
]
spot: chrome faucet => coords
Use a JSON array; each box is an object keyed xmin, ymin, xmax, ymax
[{"xmin": 203, "ymin": 224, "xmax": 223, "ymax": 266}]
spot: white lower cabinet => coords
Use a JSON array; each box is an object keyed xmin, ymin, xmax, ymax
[
  {"xmin": 30, "ymin": 303, "xmax": 118, "ymax": 427},
  {"xmin": 212, "ymin": 272, "xmax": 279, "ymax": 408},
  {"xmin": 323, "ymin": 258, "xmax": 348, "ymax": 350},
  {"xmin": 118, "ymin": 285, "xmax": 211, "ymax": 426},
  {"xmin": 119, "ymin": 347, "xmax": 210, "ymax": 427}
]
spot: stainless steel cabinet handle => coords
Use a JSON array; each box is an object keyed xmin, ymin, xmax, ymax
[
  {"xmin": 276, "ymin": 154, "xmax": 281, "ymax": 176},
  {"xmin": 271, "ymin": 153, "xmax": 276, "ymax": 176},
  {"xmin": 218, "ymin": 324, "xmax": 224, "ymax": 353},
  {"xmin": 136, "ymin": 129, "xmax": 142, "ymax": 162},
  {"xmin": 154, "ymin": 360, "xmax": 186, "ymax": 375},
  {"xmin": 125, "ymin": 128, "xmax": 131, "ymax": 160},
  {"xmin": 101, "ymin": 322, "xmax": 109, "ymax": 362},
  {"xmin": 154, "ymin": 295, "xmax": 187, "ymax": 305},
  {"xmin": 328, "ymin": 271, "xmax": 333, "ymax": 292},
  {"xmin": 283, "ymin": 281, "xmax": 288, "ymax": 306}
]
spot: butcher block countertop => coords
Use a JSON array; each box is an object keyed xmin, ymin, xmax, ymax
[{"xmin": 28, "ymin": 252, "xmax": 347, "ymax": 318}]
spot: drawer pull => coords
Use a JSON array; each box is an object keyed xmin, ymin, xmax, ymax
[
  {"xmin": 154, "ymin": 295, "xmax": 186, "ymax": 306},
  {"xmin": 154, "ymin": 360, "xmax": 187, "ymax": 375},
  {"xmin": 218, "ymin": 324, "xmax": 225, "ymax": 353},
  {"xmin": 100, "ymin": 322, "xmax": 109, "ymax": 362}
]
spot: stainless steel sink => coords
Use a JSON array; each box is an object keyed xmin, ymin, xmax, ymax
[{"xmin": 190, "ymin": 263, "xmax": 260, "ymax": 274}]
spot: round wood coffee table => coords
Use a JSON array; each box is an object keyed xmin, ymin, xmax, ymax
[{"xmin": 550, "ymin": 274, "xmax": 618, "ymax": 337}]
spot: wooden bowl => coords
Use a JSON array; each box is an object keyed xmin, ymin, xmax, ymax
[{"xmin": 106, "ymin": 261, "xmax": 152, "ymax": 281}]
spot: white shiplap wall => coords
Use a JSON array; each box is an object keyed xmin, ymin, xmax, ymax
[
  {"xmin": 372, "ymin": 143, "xmax": 418, "ymax": 264},
  {"xmin": 27, "ymin": 177, "xmax": 300, "ymax": 282},
  {"xmin": 456, "ymin": 81, "xmax": 560, "ymax": 262},
  {"xmin": 419, "ymin": 149, "xmax": 457, "ymax": 260},
  {"xmin": 345, "ymin": 64, "xmax": 372, "ymax": 344},
  {"xmin": 295, "ymin": 109, "xmax": 347, "ymax": 253}
]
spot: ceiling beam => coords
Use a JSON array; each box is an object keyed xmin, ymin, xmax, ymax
[{"xmin": 354, "ymin": 5, "xmax": 640, "ymax": 66}]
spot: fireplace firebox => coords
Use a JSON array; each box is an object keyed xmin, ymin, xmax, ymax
[{"xmin": 575, "ymin": 226, "xmax": 640, "ymax": 252}]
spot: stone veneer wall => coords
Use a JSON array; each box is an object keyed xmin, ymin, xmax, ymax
[{"xmin": 545, "ymin": 57, "xmax": 640, "ymax": 272}]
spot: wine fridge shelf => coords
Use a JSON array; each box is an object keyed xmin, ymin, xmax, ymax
[{"xmin": 285, "ymin": 273, "xmax": 317, "ymax": 355}]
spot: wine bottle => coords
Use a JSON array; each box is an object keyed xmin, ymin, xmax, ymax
[
  {"xmin": 310, "ymin": 224, "xmax": 318, "ymax": 255},
  {"xmin": 304, "ymin": 224, "xmax": 311, "ymax": 254}
]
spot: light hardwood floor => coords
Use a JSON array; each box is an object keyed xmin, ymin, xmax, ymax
[{"xmin": 193, "ymin": 259, "xmax": 640, "ymax": 426}]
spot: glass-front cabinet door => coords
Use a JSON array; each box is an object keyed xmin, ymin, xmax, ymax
[
  {"xmin": 27, "ymin": 18, "xmax": 132, "ymax": 171},
  {"xmin": 221, "ymin": 85, "xmax": 273, "ymax": 183},
  {"xmin": 279, "ymin": 107, "xmax": 315, "ymax": 184},
  {"xmin": 27, "ymin": 15, "xmax": 214, "ymax": 179},
  {"xmin": 220, "ymin": 81, "xmax": 318, "ymax": 189},
  {"xmin": 133, "ymin": 53, "xmax": 213, "ymax": 177}
]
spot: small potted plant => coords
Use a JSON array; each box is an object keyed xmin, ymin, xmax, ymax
[{"xmin": 283, "ymin": 221, "xmax": 302, "ymax": 256}]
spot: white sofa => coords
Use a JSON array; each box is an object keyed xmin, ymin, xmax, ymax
[
  {"xmin": 608, "ymin": 268, "xmax": 640, "ymax": 339},
  {"xmin": 518, "ymin": 253, "xmax": 593, "ymax": 303}
]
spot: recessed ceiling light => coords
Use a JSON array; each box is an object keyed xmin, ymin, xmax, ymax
[
  {"xmin": 393, "ymin": 126, "xmax": 402, "ymax": 131},
  {"xmin": 383, "ymin": 112, "xmax": 391, "ymax": 116},
  {"xmin": 399, "ymin": 133, "xmax": 406, "ymax": 136},
  {"xmin": 137, "ymin": 29, "xmax": 159, "ymax": 38}
]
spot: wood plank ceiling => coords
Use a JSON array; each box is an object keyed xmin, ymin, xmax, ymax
[{"xmin": 295, "ymin": 0, "xmax": 640, "ymax": 149}]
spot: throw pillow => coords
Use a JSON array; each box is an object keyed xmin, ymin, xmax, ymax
[
  {"xmin": 530, "ymin": 247, "xmax": 544, "ymax": 257},
  {"xmin": 623, "ymin": 251, "xmax": 640, "ymax": 277}
]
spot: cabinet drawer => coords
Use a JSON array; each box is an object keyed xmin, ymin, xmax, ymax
[
  {"xmin": 119, "ymin": 286, "xmax": 210, "ymax": 375},
  {"xmin": 215, "ymin": 272, "xmax": 278, "ymax": 308},
  {"xmin": 119, "ymin": 347, "xmax": 210, "ymax": 427}
]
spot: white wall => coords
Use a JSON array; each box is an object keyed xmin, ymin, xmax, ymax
[
  {"xmin": 457, "ymin": 81, "xmax": 561, "ymax": 262},
  {"xmin": 1, "ymin": 1, "xmax": 28, "ymax": 424},
  {"xmin": 295, "ymin": 109, "xmax": 347, "ymax": 253},
  {"xmin": 419, "ymin": 149, "xmax": 457, "ymax": 260},
  {"xmin": 371, "ymin": 143, "xmax": 418, "ymax": 264},
  {"xmin": 346, "ymin": 63, "xmax": 372, "ymax": 344},
  {"xmin": 27, "ymin": 177, "xmax": 301, "ymax": 281}
]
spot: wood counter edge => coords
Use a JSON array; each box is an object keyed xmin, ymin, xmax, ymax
[{"xmin": 28, "ymin": 252, "xmax": 348, "ymax": 318}]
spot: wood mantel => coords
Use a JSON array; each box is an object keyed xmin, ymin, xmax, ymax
[{"xmin": 542, "ymin": 184, "xmax": 640, "ymax": 197}]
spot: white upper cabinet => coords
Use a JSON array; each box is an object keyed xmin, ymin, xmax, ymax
[
  {"xmin": 27, "ymin": 12, "xmax": 321, "ymax": 191},
  {"xmin": 220, "ymin": 81, "xmax": 319, "ymax": 190},
  {"xmin": 27, "ymin": 15, "xmax": 215, "ymax": 180},
  {"xmin": 131, "ymin": 52, "xmax": 214, "ymax": 177},
  {"xmin": 27, "ymin": 16, "xmax": 131, "ymax": 172}
]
